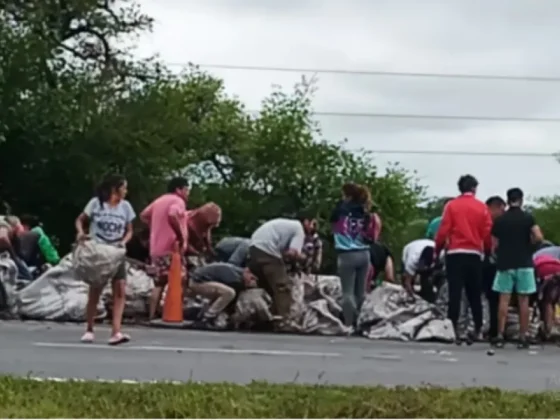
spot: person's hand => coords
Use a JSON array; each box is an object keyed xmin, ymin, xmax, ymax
[{"xmin": 76, "ymin": 232, "xmax": 88, "ymax": 242}]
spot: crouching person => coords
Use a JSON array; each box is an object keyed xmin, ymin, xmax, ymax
[
  {"xmin": 189, "ymin": 262, "xmax": 257, "ymax": 329},
  {"xmin": 534, "ymin": 254, "xmax": 560, "ymax": 340},
  {"xmin": 401, "ymin": 239, "xmax": 437, "ymax": 303}
]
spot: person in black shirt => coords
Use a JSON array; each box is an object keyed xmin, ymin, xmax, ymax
[
  {"xmin": 367, "ymin": 242, "xmax": 394, "ymax": 291},
  {"xmin": 483, "ymin": 195, "xmax": 506, "ymax": 343},
  {"xmin": 491, "ymin": 188, "xmax": 543, "ymax": 349},
  {"xmin": 126, "ymin": 227, "xmax": 150, "ymax": 266}
]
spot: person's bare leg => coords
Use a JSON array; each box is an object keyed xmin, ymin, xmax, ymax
[
  {"xmin": 517, "ymin": 295, "xmax": 530, "ymax": 340},
  {"xmin": 111, "ymin": 279, "xmax": 126, "ymax": 335},
  {"xmin": 544, "ymin": 303, "xmax": 554, "ymax": 337},
  {"xmin": 149, "ymin": 285, "xmax": 163, "ymax": 320},
  {"xmin": 496, "ymin": 293, "xmax": 511, "ymax": 345},
  {"xmin": 85, "ymin": 287, "xmax": 102, "ymax": 332}
]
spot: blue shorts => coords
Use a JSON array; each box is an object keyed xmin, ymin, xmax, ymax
[{"xmin": 493, "ymin": 268, "xmax": 536, "ymax": 295}]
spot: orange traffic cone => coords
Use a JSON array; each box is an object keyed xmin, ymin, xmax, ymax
[{"xmin": 162, "ymin": 246, "xmax": 183, "ymax": 323}]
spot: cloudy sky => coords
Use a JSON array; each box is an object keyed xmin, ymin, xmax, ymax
[{"xmin": 134, "ymin": 0, "xmax": 560, "ymax": 202}]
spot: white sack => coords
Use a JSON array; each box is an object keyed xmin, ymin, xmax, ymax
[{"xmin": 73, "ymin": 240, "xmax": 126, "ymax": 288}]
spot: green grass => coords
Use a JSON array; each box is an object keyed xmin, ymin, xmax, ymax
[{"xmin": 1, "ymin": 376, "xmax": 559, "ymax": 418}]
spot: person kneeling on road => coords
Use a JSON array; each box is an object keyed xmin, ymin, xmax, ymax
[
  {"xmin": 534, "ymin": 254, "xmax": 560, "ymax": 340},
  {"xmin": 401, "ymin": 238, "xmax": 437, "ymax": 303},
  {"xmin": 189, "ymin": 262, "xmax": 257, "ymax": 329}
]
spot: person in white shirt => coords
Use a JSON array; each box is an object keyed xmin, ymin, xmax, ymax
[
  {"xmin": 401, "ymin": 239, "xmax": 437, "ymax": 301},
  {"xmin": 247, "ymin": 214, "xmax": 317, "ymax": 330}
]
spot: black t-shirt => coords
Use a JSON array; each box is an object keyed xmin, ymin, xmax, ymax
[
  {"xmin": 369, "ymin": 242, "xmax": 392, "ymax": 279},
  {"xmin": 126, "ymin": 236, "xmax": 150, "ymax": 263},
  {"xmin": 491, "ymin": 207, "xmax": 535, "ymax": 271}
]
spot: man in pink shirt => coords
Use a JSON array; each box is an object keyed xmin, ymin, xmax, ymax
[{"xmin": 141, "ymin": 177, "xmax": 190, "ymax": 321}]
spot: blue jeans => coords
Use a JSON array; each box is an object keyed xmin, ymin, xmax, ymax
[{"xmin": 14, "ymin": 257, "xmax": 33, "ymax": 280}]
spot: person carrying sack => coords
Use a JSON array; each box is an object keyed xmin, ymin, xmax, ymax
[{"xmin": 75, "ymin": 174, "xmax": 135, "ymax": 345}]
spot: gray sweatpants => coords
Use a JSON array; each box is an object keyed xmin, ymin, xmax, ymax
[{"xmin": 337, "ymin": 249, "xmax": 370, "ymax": 327}]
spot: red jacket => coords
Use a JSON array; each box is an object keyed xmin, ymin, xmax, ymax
[{"xmin": 435, "ymin": 193, "xmax": 492, "ymax": 256}]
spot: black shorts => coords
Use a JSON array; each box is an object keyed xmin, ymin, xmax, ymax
[{"xmin": 112, "ymin": 261, "xmax": 127, "ymax": 282}]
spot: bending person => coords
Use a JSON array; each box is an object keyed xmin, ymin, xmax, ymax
[
  {"xmin": 214, "ymin": 236, "xmax": 250, "ymax": 267},
  {"xmin": 367, "ymin": 242, "xmax": 395, "ymax": 292},
  {"xmin": 534, "ymin": 254, "xmax": 560, "ymax": 340},
  {"xmin": 189, "ymin": 262, "xmax": 257, "ymax": 329},
  {"xmin": 248, "ymin": 213, "xmax": 316, "ymax": 331},
  {"xmin": 401, "ymin": 239, "xmax": 437, "ymax": 302},
  {"xmin": 186, "ymin": 203, "xmax": 222, "ymax": 259},
  {"xmin": 20, "ymin": 214, "xmax": 60, "ymax": 265}
]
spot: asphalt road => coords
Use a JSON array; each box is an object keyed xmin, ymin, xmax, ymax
[{"xmin": 1, "ymin": 321, "xmax": 559, "ymax": 391}]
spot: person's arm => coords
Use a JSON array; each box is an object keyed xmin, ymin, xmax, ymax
[
  {"xmin": 168, "ymin": 203, "xmax": 187, "ymax": 250},
  {"xmin": 228, "ymin": 241, "xmax": 249, "ymax": 267},
  {"xmin": 400, "ymin": 246, "xmax": 415, "ymax": 296},
  {"xmin": 204, "ymin": 229, "xmax": 215, "ymax": 256},
  {"xmin": 284, "ymin": 225, "xmax": 305, "ymax": 260},
  {"xmin": 529, "ymin": 214, "xmax": 544, "ymax": 243},
  {"xmin": 434, "ymin": 203, "xmax": 452, "ymax": 256},
  {"xmin": 33, "ymin": 227, "xmax": 60, "ymax": 264},
  {"xmin": 120, "ymin": 202, "xmax": 136, "ymax": 245},
  {"xmin": 75, "ymin": 198, "xmax": 95, "ymax": 240},
  {"xmin": 480, "ymin": 207, "xmax": 493, "ymax": 254},
  {"xmin": 373, "ymin": 213, "xmax": 382, "ymax": 241},
  {"xmin": 490, "ymin": 219, "xmax": 500, "ymax": 255},
  {"xmin": 384, "ymin": 256, "xmax": 395, "ymax": 282},
  {"xmin": 312, "ymin": 238, "xmax": 323, "ymax": 272},
  {"xmin": 140, "ymin": 201, "xmax": 154, "ymax": 225}
]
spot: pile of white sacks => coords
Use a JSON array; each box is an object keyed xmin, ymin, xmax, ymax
[{"xmin": 0, "ymin": 252, "xmax": 539, "ymax": 341}]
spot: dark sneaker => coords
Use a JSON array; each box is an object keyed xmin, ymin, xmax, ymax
[
  {"xmin": 466, "ymin": 330, "xmax": 482, "ymax": 346},
  {"xmin": 494, "ymin": 335, "xmax": 505, "ymax": 349},
  {"xmin": 517, "ymin": 338, "xmax": 530, "ymax": 350},
  {"xmin": 192, "ymin": 316, "xmax": 222, "ymax": 331}
]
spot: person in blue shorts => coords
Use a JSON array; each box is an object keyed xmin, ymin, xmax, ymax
[{"xmin": 491, "ymin": 188, "xmax": 543, "ymax": 349}]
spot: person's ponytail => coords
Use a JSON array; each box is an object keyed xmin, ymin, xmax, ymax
[{"xmin": 96, "ymin": 180, "xmax": 111, "ymax": 206}]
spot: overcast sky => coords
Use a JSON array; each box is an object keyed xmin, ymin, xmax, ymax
[{"xmin": 134, "ymin": 0, "xmax": 560, "ymax": 202}]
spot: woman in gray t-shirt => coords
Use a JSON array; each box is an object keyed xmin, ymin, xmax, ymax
[{"xmin": 75, "ymin": 174, "xmax": 136, "ymax": 345}]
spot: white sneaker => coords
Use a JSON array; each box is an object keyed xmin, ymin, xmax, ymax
[{"xmin": 81, "ymin": 331, "xmax": 95, "ymax": 343}]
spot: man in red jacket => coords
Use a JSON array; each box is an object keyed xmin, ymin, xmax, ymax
[{"xmin": 435, "ymin": 175, "xmax": 492, "ymax": 344}]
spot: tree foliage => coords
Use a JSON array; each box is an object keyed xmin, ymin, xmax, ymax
[{"xmin": 0, "ymin": 0, "xmax": 426, "ymax": 271}]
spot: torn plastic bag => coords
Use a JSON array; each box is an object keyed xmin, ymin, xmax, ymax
[
  {"xmin": 17, "ymin": 254, "xmax": 106, "ymax": 321},
  {"xmin": 73, "ymin": 240, "xmax": 126, "ymax": 288},
  {"xmin": 0, "ymin": 251, "xmax": 18, "ymax": 318},
  {"xmin": 358, "ymin": 282, "xmax": 455, "ymax": 342},
  {"xmin": 102, "ymin": 259, "xmax": 153, "ymax": 320},
  {"xmin": 231, "ymin": 288, "xmax": 274, "ymax": 329}
]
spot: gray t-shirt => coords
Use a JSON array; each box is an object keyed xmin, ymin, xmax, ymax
[
  {"xmin": 215, "ymin": 237, "xmax": 250, "ymax": 266},
  {"xmin": 250, "ymin": 218, "xmax": 305, "ymax": 259},
  {"xmin": 190, "ymin": 262, "xmax": 244, "ymax": 287},
  {"xmin": 534, "ymin": 246, "xmax": 560, "ymax": 260},
  {"xmin": 84, "ymin": 198, "xmax": 136, "ymax": 244}
]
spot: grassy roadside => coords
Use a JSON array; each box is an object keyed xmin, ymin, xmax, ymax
[{"xmin": 0, "ymin": 376, "xmax": 559, "ymax": 418}]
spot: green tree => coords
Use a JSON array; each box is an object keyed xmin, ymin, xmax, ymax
[
  {"xmin": 532, "ymin": 196, "xmax": 560, "ymax": 245},
  {"xmin": 0, "ymin": 1, "xmax": 426, "ymax": 271}
]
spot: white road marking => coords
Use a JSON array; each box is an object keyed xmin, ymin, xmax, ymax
[
  {"xmin": 27, "ymin": 376, "xmax": 183, "ymax": 385},
  {"xmin": 33, "ymin": 342, "xmax": 341, "ymax": 358},
  {"xmin": 362, "ymin": 354, "xmax": 402, "ymax": 361}
]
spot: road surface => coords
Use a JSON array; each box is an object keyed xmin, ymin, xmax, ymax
[{"xmin": 1, "ymin": 321, "xmax": 558, "ymax": 391}]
